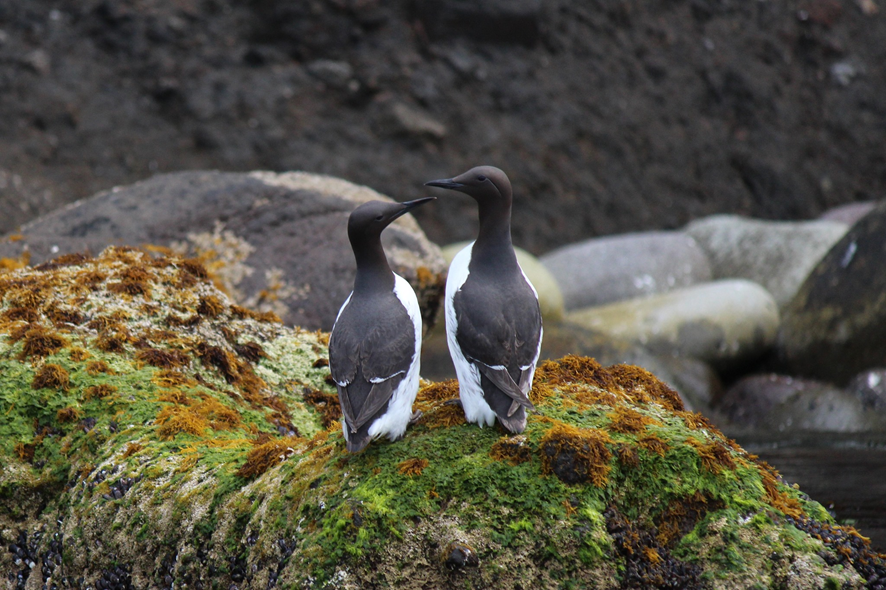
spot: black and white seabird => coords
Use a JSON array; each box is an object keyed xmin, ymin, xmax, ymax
[
  {"xmin": 425, "ymin": 166, "xmax": 542, "ymax": 433},
  {"xmin": 329, "ymin": 197, "xmax": 435, "ymax": 453}
]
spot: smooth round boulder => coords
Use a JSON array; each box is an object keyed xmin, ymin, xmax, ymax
[
  {"xmin": 685, "ymin": 214, "xmax": 847, "ymax": 308},
  {"xmin": 718, "ymin": 374, "xmax": 877, "ymax": 433},
  {"xmin": 540, "ymin": 231, "xmax": 712, "ymax": 311},
  {"xmin": 441, "ymin": 241, "xmax": 564, "ymax": 322},
  {"xmin": 566, "ymin": 280, "xmax": 780, "ymax": 370},
  {"xmin": 776, "ymin": 201, "xmax": 886, "ymax": 383},
  {"xmin": 0, "ymin": 170, "xmax": 447, "ymax": 332}
]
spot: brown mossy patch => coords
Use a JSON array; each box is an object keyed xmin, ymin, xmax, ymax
[
  {"xmin": 533, "ymin": 355, "xmax": 618, "ymax": 400},
  {"xmin": 45, "ymin": 304, "xmax": 87, "ymax": 327},
  {"xmin": 685, "ymin": 437, "xmax": 736, "ymax": 474},
  {"xmin": 158, "ymin": 389, "xmax": 191, "ymax": 405},
  {"xmin": 419, "ymin": 403, "xmax": 468, "ymax": 429},
  {"xmin": 607, "ymin": 364, "xmax": 684, "ymax": 411},
  {"xmin": 235, "ymin": 341, "xmax": 267, "ymax": 364},
  {"xmin": 637, "ymin": 434, "xmax": 670, "ymax": 457},
  {"xmin": 34, "ymin": 252, "xmax": 92, "ymax": 270},
  {"xmin": 18, "ymin": 326, "xmax": 68, "ymax": 359},
  {"xmin": 179, "ymin": 258, "xmax": 210, "ymax": 280},
  {"xmin": 165, "ymin": 312, "xmax": 202, "ymax": 328},
  {"xmin": 135, "ymin": 347, "xmax": 190, "ymax": 369},
  {"xmin": 302, "ymin": 387, "xmax": 341, "ymax": 429},
  {"xmin": 85, "ymin": 360, "xmax": 113, "ymax": 375},
  {"xmin": 490, "ymin": 435, "xmax": 532, "ymax": 465},
  {"xmin": 197, "ymin": 295, "xmax": 226, "ymax": 317},
  {"xmin": 56, "ymin": 407, "xmax": 83, "ymax": 423},
  {"xmin": 68, "ymin": 347, "xmax": 91, "ymax": 362},
  {"xmin": 416, "ymin": 379, "xmax": 459, "ymax": 403},
  {"xmin": 196, "ymin": 342, "xmax": 241, "ymax": 383},
  {"xmin": 655, "ymin": 492, "xmax": 724, "ymax": 548},
  {"xmin": 540, "ymin": 422, "xmax": 613, "ymax": 486},
  {"xmin": 1, "ymin": 306, "xmax": 39, "ymax": 323},
  {"xmin": 83, "ymin": 384, "xmax": 117, "ymax": 400},
  {"xmin": 230, "ymin": 304, "xmax": 281, "ymax": 324},
  {"xmin": 121, "ymin": 442, "xmax": 143, "ymax": 459},
  {"xmin": 616, "ymin": 443, "xmax": 640, "ymax": 468},
  {"xmin": 155, "ymin": 406, "xmax": 209, "ymax": 439},
  {"xmin": 235, "ymin": 436, "xmax": 302, "ymax": 478},
  {"xmin": 32, "ymin": 363, "xmax": 70, "ymax": 390},
  {"xmin": 607, "ymin": 406, "xmax": 660, "ymax": 435},
  {"xmin": 756, "ymin": 459, "xmax": 805, "ymax": 518},
  {"xmin": 94, "ymin": 332, "xmax": 130, "ymax": 353},
  {"xmin": 152, "ymin": 369, "xmax": 198, "ymax": 389},
  {"xmin": 397, "ymin": 457, "xmax": 429, "ymax": 476},
  {"xmin": 413, "ymin": 380, "xmax": 468, "ymax": 428}
]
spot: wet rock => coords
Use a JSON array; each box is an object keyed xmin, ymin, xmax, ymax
[
  {"xmin": 846, "ymin": 369, "xmax": 886, "ymax": 411},
  {"xmin": 0, "ymin": 170, "xmax": 446, "ymax": 331},
  {"xmin": 685, "ymin": 215, "xmax": 847, "ymax": 308},
  {"xmin": 540, "ymin": 231, "xmax": 712, "ymax": 311},
  {"xmin": 776, "ymin": 201, "xmax": 886, "ymax": 383},
  {"xmin": 415, "ymin": 0, "xmax": 543, "ymax": 46},
  {"xmin": 819, "ymin": 201, "xmax": 877, "ymax": 225},
  {"xmin": 442, "ymin": 241, "xmax": 563, "ymax": 321},
  {"xmin": 566, "ymin": 280, "xmax": 779, "ymax": 370},
  {"xmin": 718, "ymin": 374, "xmax": 877, "ymax": 432}
]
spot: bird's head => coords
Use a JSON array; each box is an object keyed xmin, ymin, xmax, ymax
[
  {"xmin": 424, "ymin": 166, "xmax": 512, "ymax": 204},
  {"xmin": 347, "ymin": 197, "xmax": 435, "ymax": 244}
]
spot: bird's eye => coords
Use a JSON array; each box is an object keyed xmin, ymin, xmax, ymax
[
  {"xmin": 477, "ymin": 175, "xmax": 487, "ymax": 182},
  {"xmin": 375, "ymin": 215, "xmax": 384, "ymax": 221}
]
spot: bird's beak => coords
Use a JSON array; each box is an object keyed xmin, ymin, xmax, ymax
[
  {"xmin": 391, "ymin": 196, "xmax": 435, "ymax": 220},
  {"xmin": 424, "ymin": 178, "xmax": 464, "ymax": 191}
]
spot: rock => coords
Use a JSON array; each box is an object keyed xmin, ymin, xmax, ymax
[
  {"xmin": 685, "ymin": 214, "xmax": 847, "ymax": 308},
  {"xmin": 718, "ymin": 374, "xmax": 878, "ymax": 433},
  {"xmin": 846, "ymin": 369, "xmax": 886, "ymax": 411},
  {"xmin": 0, "ymin": 170, "xmax": 447, "ymax": 332},
  {"xmin": 566, "ymin": 280, "xmax": 780, "ymax": 370},
  {"xmin": 415, "ymin": 0, "xmax": 543, "ymax": 46},
  {"xmin": 776, "ymin": 201, "xmax": 886, "ymax": 383},
  {"xmin": 306, "ymin": 59, "xmax": 354, "ymax": 89},
  {"xmin": 441, "ymin": 241, "xmax": 564, "ymax": 322},
  {"xmin": 1, "ymin": 256, "xmax": 881, "ymax": 587},
  {"xmin": 540, "ymin": 231, "xmax": 712, "ymax": 311},
  {"xmin": 819, "ymin": 201, "xmax": 877, "ymax": 225},
  {"xmin": 375, "ymin": 101, "xmax": 448, "ymax": 139}
]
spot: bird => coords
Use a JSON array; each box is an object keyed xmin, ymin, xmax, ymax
[
  {"xmin": 425, "ymin": 166, "xmax": 542, "ymax": 433},
  {"xmin": 328, "ymin": 197, "xmax": 435, "ymax": 452}
]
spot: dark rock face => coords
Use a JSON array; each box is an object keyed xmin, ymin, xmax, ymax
[
  {"xmin": 776, "ymin": 201, "xmax": 886, "ymax": 383},
  {"xmin": 1, "ymin": 1, "xmax": 884, "ymax": 255},
  {"xmin": 0, "ymin": 171, "xmax": 446, "ymax": 331}
]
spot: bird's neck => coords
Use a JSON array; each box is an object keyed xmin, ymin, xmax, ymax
[
  {"xmin": 473, "ymin": 200, "xmax": 518, "ymax": 272},
  {"xmin": 353, "ymin": 239, "xmax": 396, "ymax": 294}
]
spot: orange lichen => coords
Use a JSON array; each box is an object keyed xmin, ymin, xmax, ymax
[
  {"xmin": 607, "ymin": 406, "xmax": 660, "ymax": 434},
  {"xmin": 230, "ymin": 305, "xmax": 281, "ymax": 324},
  {"xmin": 608, "ymin": 364, "xmax": 684, "ymax": 411},
  {"xmin": 83, "ymin": 384, "xmax": 117, "ymax": 400},
  {"xmin": 121, "ymin": 443, "xmax": 144, "ymax": 460},
  {"xmin": 534, "ymin": 355, "xmax": 618, "ymax": 391},
  {"xmin": 490, "ymin": 435, "xmax": 532, "ymax": 465},
  {"xmin": 397, "ymin": 457, "xmax": 429, "ymax": 476},
  {"xmin": 419, "ymin": 403, "xmax": 467, "ymax": 429},
  {"xmin": 151, "ymin": 369, "xmax": 197, "ymax": 389},
  {"xmin": 314, "ymin": 330, "xmax": 330, "ymax": 347},
  {"xmin": 85, "ymin": 360, "xmax": 113, "ymax": 376},
  {"xmin": 685, "ymin": 438, "xmax": 736, "ymax": 474},
  {"xmin": 158, "ymin": 389, "xmax": 191, "ymax": 405},
  {"xmin": 135, "ymin": 347, "xmax": 190, "ymax": 369},
  {"xmin": 539, "ymin": 422, "xmax": 613, "ymax": 486},
  {"xmin": 197, "ymin": 295, "xmax": 226, "ymax": 317},
  {"xmin": 56, "ymin": 407, "xmax": 83, "ymax": 423},
  {"xmin": 32, "ymin": 363, "xmax": 70, "ymax": 391},
  {"xmin": 179, "ymin": 258, "xmax": 209, "ymax": 280},
  {"xmin": 235, "ymin": 436, "xmax": 302, "ymax": 478}
]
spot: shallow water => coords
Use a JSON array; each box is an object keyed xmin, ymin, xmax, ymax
[{"xmin": 735, "ymin": 433, "xmax": 886, "ymax": 552}]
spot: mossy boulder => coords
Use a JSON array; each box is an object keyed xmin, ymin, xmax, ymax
[{"xmin": 2, "ymin": 248, "xmax": 885, "ymax": 589}]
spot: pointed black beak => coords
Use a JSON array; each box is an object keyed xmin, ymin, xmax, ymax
[
  {"xmin": 390, "ymin": 196, "xmax": 435, "ymax": 220},
  {"xmin": 424, "ymin": 178, "xmax": 464, "ymax": 191}
]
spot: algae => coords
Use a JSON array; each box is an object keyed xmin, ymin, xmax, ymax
[{"xmin": 1, "ymin": 250, "xmax": 884, "ymax": 589}]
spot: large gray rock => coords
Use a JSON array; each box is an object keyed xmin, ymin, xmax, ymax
[
  {"xmin": 0, "ymin": 170, "xmax": 447, "ymax": 331},
  {"xmin": 846, "ymin": 369, "xmax": 886, "ymax": 412},
  {"xmin": 776, "ymin": 201, "xmax": 886, "ymax": 383},
  {"xmin": 685, "ymin": 214, "xmax": 847, "ymax": 308},
  {"xmin": 540, "ymin": 231, "xmax": 712, "ymax": 311},
  {"xmin": 566, "ymin": 279, "xmax": 780, "ymax": 370},
  {"xmin": 718, "ymin": 374, "xmax": 880, "ymax": 433}
]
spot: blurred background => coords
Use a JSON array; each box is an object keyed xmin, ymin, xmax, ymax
[{"xmin": 1, "ymin": 0, "xmax": 883, "ymax": 252}]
